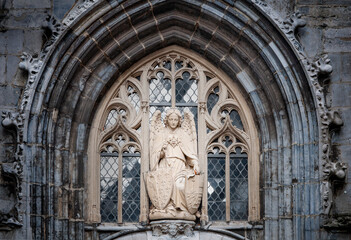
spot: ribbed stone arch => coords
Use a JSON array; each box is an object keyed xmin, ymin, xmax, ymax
[{"xmin": 23, "ymin": 0, "xmax": 319, "ymax": 239}]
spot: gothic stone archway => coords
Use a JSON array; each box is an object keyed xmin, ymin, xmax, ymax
[{"xmin": 12, "ymin": 0, "xmax": 325, "ymax": 239}]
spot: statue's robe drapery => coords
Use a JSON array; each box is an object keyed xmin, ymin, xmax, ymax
[{"xmin": 150, "ymin": 127, "xmax": 198, "ymax": 211}]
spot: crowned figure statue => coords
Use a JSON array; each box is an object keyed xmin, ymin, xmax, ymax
[{"xmin": 146, "ymin": 108, "xmax": 203, "ymax": 221}]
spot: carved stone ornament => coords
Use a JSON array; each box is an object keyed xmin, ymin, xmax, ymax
[
  {"xmin": 41, "ymin": 15, "xmax": 64, "ymax": 58},
  {"xmin": 146, "ymin": 108, "xmax": 203, "ymax": 221},
  {"xmin": 251, "ymin": 2, "xmax": 347, "ymax": 216},
  {"xmin": 62, "ymin": 0, "xmax": 99, "ymax": 26},
  {"xmin": 0, "ymin": 112, "xmax": 24, "ymax": 229},
  {"xmin": 18, "ymin": 52, "xmax": 43, "ymax": 112},
  {"xmin": 150, "ymin": 220, "xmax": 195, "ymax": 239},
  {"xmin": 307, "ymin": 56, "xmax": 346, "ymax": 215},
  {"xmin": 323, "ymin": 215, "xmax": 351, "ymax": 232}
]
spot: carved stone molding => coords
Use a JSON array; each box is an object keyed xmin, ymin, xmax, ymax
[
  {"xmin": 62, "ymin": 0, "xmax": 99, "ymax": 26},
  {"xmin": 306, "ymin": 56, "xmax": 346, "ymax": 214},
  {"xmin": 18, "ymin": 52, "xmax": 43, "ymax": 112},
  {"xmin": 150, "ymin": 220, "xmax": 195, "ymax": 239},
  {"xmin": 0, "ymin": 112, "xmax": 24, "ymax": 230},
  {"xmin": 41, "ymin": 15, "xmax": 65, "ymax": 58},
  {"xmin": 251, "ymin": 1, "xmax": 347, "ymax": 215}
]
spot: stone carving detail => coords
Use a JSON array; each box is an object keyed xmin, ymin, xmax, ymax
[
  {"xmin": 141, "ymin": 100, "xmax": 149, "ymax": 114},
  {"xmin": 146, "ymin": 108, "xmax": 203, "ymax": 221},
  {"xmin": 150, "ymin": 220, "xmax": 195, "ymax": 239},
  {"xmin": 198, "ymin": 102, "xmax": 206, "ymax": 114},
  {"xmin": 1, "ymin": 49, "xmax": 45, "ymax": 230},
  {"xmin": 282, "ymin": 11, "xmax": 307, "ymax": 35},
  {"xmin": 306, "ymin": 56, "xmax": 346, "ymax": 214},
  {"xmin": 251, "ymin": 2, "xmax": 307, "ymax": 58},
  {"xmin": 41, "ymin": 15, "xmax": 65, "ymax": 57},
  {"xmin": 251, "ymin": 0, "xmax": 267, "ymax": 7},
  {"xmin": 251, "ymin": 2, "xmax": 347, "ymax": 215},
  {"xmin": 62, "ymin": 0, "xmax": 99, "ymax": 26},
  {"xmin": 0, "ymin": 112, "xmax": 24, "ymax": 229},
  {"xmin": 323, "ymin": 215, "xmax": 351, "ymax": 231},
  {"xmin": 19, "ymin": 52, "xmax": 43, "ymax": 112}
]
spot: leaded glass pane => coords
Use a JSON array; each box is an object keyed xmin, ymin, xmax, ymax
[
  {"xmin": 175, "ymin": 72, "xmax": 198, "ymax": 104},
  {"xmin": 221, "ymin": 109, "xmax": 244, "ymax": 130},
  {"xmin": 230, "ymin": 151, "xmax": 248, "ymax": 220},
  {"xmin": 163, "ymin": 60, "xmax": 171, "ymax": 71},
  {"xmin": 207, "ymin": 86, "xmax": 219, "ymax": 114},
  {"xmin": 104, "ymin": 109, "xmax": 127, "ymax": 130},
  {"xmin": 122, "ymin": 154, "xmax": 140, "ymax": 222},
  {"xmin": 208, "ymin": 155, "xmax": 226, "ymax": 221},
  {"xmin": 116, "ymin": 134, "xmax": 126, "ymax": 147},
  {"xmin": 149, "ymin": 72, "xmax": 171, "ymax": 104},
  {"xmin": 127, "ymin": 85, "xmax": 140, "ymax": 112},
  {"xmin": 104, "ymin": 109, "xmax": 118, "ymax": 129},
  {"xmin": 100, "ymin": 154, "xmax": 119, "ymax": 222},
  {"xmin": 175, "ymin": 60, "xmax": 183, "ymax": 70},
  {"xmin": 222, "ymin": 136, "xmax": 233, "ymax": 148}
]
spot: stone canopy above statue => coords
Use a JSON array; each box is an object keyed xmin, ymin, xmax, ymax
[{"xmin": 146, "ymin": 108, "xmax": 204, "ymax": 221}]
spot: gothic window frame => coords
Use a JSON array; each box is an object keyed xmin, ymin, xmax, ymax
[{"xmin": 86, "ymin": 46, "xmax": 260, "ymax": 225}]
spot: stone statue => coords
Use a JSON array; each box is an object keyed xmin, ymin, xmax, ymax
[{"xmin": 146, "ymin": 108, "xmax": 203, "ymax": 221}]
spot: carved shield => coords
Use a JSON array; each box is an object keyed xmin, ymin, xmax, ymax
[
  {"xmin": 146, "ymin": 168, "xmax": 173, "ymax": 210},
  {"xmin": 185, "ymin": 174, "xmax": 204, "ymax": 214}
]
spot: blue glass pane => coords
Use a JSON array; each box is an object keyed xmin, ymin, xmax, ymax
[
  {"xmin": 208, "ymin": 156, "xmax": 226, "ymax": 221},
  {"xmin": 221, "ymin": 109, "xmax": 244, "ymax": 130},
  {"xmin": 100, "ymin": 155, "xmax": 118, "ymax": 222},
  {"xmin": 175, "ymin": 71, "xmax": 198, "ymax": 104},
  {"xmin": 149, "ymin": 71, "xmax": 171, "ymax": 104},
  {"xmin": 230, "ymin": 154, "xmax": 248, "ymax": 220},
  {"xmin": 207, "ymin": 86, "xmax": 219, "ymax": 114},
  {"xmin": 122, "ymin": 155, "xmax": 140, "ymax": 222}
]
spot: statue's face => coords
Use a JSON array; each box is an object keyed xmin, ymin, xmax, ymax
[{"xmin": 168, "ymin": 113, "xmax": 179, "ymax": 129}]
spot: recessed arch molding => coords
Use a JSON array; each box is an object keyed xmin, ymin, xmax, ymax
[{"xmin": 1, "ymin": 0, "xmax": 345, "ymax": 239}]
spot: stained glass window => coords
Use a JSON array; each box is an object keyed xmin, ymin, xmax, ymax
[
  {"xmin": 94, "ymin": 50, "xmax": 256, "ymax": 225},
  {"xmin": 99, "ymin": 131, "xmax": 140, "ymax": 223}
]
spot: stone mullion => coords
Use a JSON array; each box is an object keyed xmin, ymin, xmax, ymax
[
  {"xmin": 139, "ymin": 67, "xmax": 149, "ymax": 223},
  {"xmin": 226, "ymin": 151, "xmax": 230, "ymax": 222},
  {"xmin": 117, "ymin": 153, "xmax": 123, "ymax": 223},
  {"xmin": 198, "ymin": 68, "xmax": 208, "ymax": 223},
  {"xmin": 171, "ymin": 59, "xmax": 176, "ymax": 108}
]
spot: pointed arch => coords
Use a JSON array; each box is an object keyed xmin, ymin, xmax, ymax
[{"xmin": 20, "ymin": 0, "xmax": 319, "ymax": 238}]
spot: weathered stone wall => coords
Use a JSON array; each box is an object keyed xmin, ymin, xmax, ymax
[{"xmin": 0, "ymin": 0, "xmax": 350, "ymax": 239}]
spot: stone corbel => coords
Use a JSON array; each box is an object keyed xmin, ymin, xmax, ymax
[
  {"xmin": 281, "ymin": 11, "xmax": 306, "ymax": 54},
  {"xmin": 150, "ymin": 220, "xmax": 195, "ymax": 239},
  {"xmin": 199, "ymin": 102, "xmax": 206, "ymax": 114},
  {"xmin": 18, "ymin": 52, "xmax": 43, "ymax": 112}
]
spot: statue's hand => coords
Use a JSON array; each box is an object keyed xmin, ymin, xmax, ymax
[{"xmin": 193, "ymin": 162, "xmax": 200, "ymax": 175}]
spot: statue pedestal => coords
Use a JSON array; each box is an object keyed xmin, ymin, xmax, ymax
[
  {"xmin": 149, "ymin": 207, "xmax": 196, "ymax": 221},
  {"xmin": 150, "ymin": 220, "xmax": 195, "ymax": 239}
]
